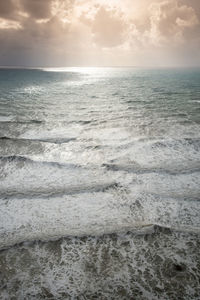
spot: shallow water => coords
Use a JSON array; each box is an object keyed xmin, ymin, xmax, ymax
[{"xmin": 0, "ymin": 67, "xmax": 200, "ymax": 299}]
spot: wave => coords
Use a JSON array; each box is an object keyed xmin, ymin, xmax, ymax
[
  {"xmin": 0, "ymin": 155, "xmax": 78, "ymax": 168},
  {"xmin": 0, "ymin": 154, "xmax": 32, "ymax": 162},
  {"xmin": 102, "ymin": 163, "xmax": 200, "ymax": 175},
  {"xmin": 0, "ymin": 176, "xmax": 119, "ymax": 198},
  {"xmin": 0, "ymin": 136, "xmax": 76, "ymax": 144},
  {"xmin": 1, "ymin": 223, "xmax": 200, "ymax": 252},
  {"xmin": 0, "ymin": 119, "xmax": 43, "ymax": 124},
  {"xmin": 148, "ymin": 192, "xmax": 200, "ymax": 203},
  {"xmin": 116, "ymin": 137, "xmax": 200, "ymax": 151},
  {"xmin": 0, "ymin": 224, "xmax": 161, "ymax": 251}
]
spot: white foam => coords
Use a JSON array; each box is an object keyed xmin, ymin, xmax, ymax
[
  {"xmin": 0, "ymin": 115, "xmax": 14, "ymax": 122},
  {"xmin": 0, "ymin": 158, "xmax": 117, "ymax": 197},
  {"xmin": 19, "ymin": 123, "xmax": 82, "ymax": 140},
  {"xmin": 0, "ymin": 191, "xmax": 140, "ymax": 249},
  {"xmin": 1, "ymin": 186, "xmax": 200, "ymax": 250}
]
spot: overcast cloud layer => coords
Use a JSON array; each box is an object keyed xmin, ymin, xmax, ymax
[{"xmin": 0, "ymin": 0, "xmax": 200, "ymax": 67}]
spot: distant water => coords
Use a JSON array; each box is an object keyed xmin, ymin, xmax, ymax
[{"xmin": 0, "ymin": 68, "xmax": 200, "ymax": 299}]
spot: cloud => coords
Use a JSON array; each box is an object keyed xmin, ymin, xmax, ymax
[
  {"xmin": 0, "ymin": 18, "xmax": 22, "ymax": 30},
  {"xmin": 0, "ymin": 0, "xmax": 19, "ymax": 20},
  {"xmin": 19, "ymin": 0, "xmax": 53, "ymax": 19},
  {"xmin": 91, "ymin": 6, "xmax": 127, "ymax": 47},
  {"xmin": 148, "ymin": 0, "xmax": 199, "ymax": 45},
  {"xmin": 0, "ymin": 0, "xmax": 199, "ymax": 66}
]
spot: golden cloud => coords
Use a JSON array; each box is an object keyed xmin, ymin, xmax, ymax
[{"xmin": 0, "ymin": 0, "xmax": 199, "ymax": 66}]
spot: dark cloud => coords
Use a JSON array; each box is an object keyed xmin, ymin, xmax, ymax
[
  {"xmin": 20, "ymin": 0, "xmax": 52, "ymax": 19},
  {"xmin": 0, "ymin": 0, "xmax": 18, "ymax": 19},
  {"xmin": 181, "ymin": 0, "xmax": 200, "ymax": 16}
]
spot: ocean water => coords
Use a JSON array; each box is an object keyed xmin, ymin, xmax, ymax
[{"xmin": 0, "ymin": 67, "xmax": 200, "ymax": 299}]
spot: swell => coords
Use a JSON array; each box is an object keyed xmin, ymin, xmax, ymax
[
  {"xmin": 0, "ymin": 155, "xmax": 78, "ymax": 168},
  {"xmin": 1, "ymin": 223, "xmax": 200, "ymax": 252},
  {"xmin": 0, "ymin": 136, "xmax": 76, "ymax": 144},
  {"xmin": 116, "ymin": 137, "xmax": 200, "ymax": 151},
  {"xmin": 0, "ymin": 181, "xmax": 119, "ymax": 198},
  {"xmin": 1, "ymin": 154, "xmax": 199, "ymax": 180},
  {"xmin": 0, "ymin": 120, "xmax": 43, "ymax": 124},
  {"xmin": 1, "ymin": 155, "xmax": 199, "ymax": 179},
  {"xmin": 102, "ymin": 163, "xmax": 200, "ymax": 176},
  {"xmin": 146, "ymin": 192, "xmax": 200, "ymax": 203}
]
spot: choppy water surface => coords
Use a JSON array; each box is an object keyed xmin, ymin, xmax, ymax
[{"xmin": 0, "ymin": 67, "xmax": 200, "ymax": 299}]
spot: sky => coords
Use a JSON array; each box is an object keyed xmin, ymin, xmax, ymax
[{"xmin": 0, "ymin": 0, "xmax": 200, "ymax": 67}]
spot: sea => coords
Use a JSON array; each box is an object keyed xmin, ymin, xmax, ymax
[{"xmin": 0, "ymin": 67, "xmax": 200, "ymax": 299}]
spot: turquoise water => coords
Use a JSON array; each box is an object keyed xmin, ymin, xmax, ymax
[{"xmin": 0, "ymin": 68, "xmax": 200, "ymax": 299}]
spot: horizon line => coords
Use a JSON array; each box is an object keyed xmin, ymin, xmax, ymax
[{"xmin": 0, "ymin": 65, "xmax": 200, "ymax": 69}]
